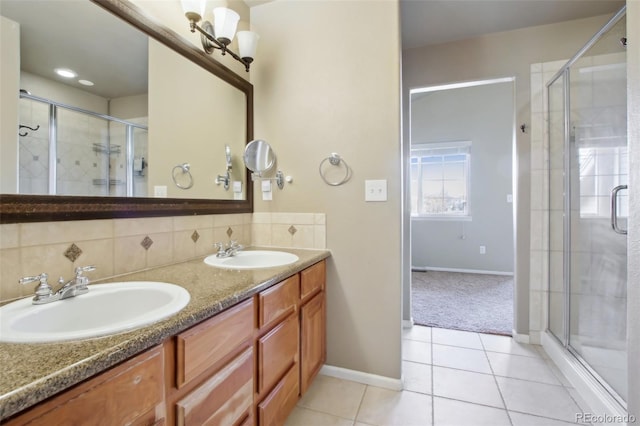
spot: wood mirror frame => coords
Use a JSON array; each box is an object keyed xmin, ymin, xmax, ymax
[{"xmin": 0, "ymin": 0, "xmax": 253, "ymax": 223}]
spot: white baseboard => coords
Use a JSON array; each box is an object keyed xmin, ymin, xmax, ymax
[
  {"xmin": 403, "ymin": 319, "xmax": 414, "ymax": 329},
  {"xmin": 528, "ymin": 330, "xmax": 542, "ymax": 345},
  {"xmin": 320, "ymin": 365, "xmax": 403, "ymax": 391},
  {"xmin": 411, "ymin": 266, "xmax": 514, "ymax": 276},
  {"xmin": 512, "ymin": 331, "xmax": 530, "ymax": 344}
]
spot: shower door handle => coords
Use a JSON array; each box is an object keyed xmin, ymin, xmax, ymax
[{"xmin": 610, "ymin": 185, "xmax": 628, "ymax": 235}]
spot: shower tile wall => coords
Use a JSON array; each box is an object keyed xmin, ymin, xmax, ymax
[
  {"xmin": 18, "ymin": 98, "xmax": 148, "ymax": 196},
  {"xmin": 57, "ymin": 108, "xmax": 109, "ymax": 196},
  {"xmin": 18, "ymin": 99, "xmax": 50, "ymax": 194},
  {"xmin": 529, "ymin": 60, "xmax": 566, "ymax": 344},
  {"xmin": 108, "ymin": 118, "xmax": 149, "ymax": 197}
]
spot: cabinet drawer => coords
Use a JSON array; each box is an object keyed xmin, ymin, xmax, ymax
[
  {"xmin": 7, "ymin": 346, "xmax": 164, "ymax": 426},
  {"xmin": 258, "ymin": 275, "xmax": 299, "ymax": 330},
  {"xmin": 176, "ymin": 299, "xmax": 254, "ymax": 388},
  {"xmin": 176, "ymin": 348, "xmax": 253, "ymax": 426},
  {"xmin": 257, "ymin": 313, "xmax": 299, "ymax": 395},
  {"xmin": 300, "ymin": 260, "xmax": 325, "ymax": 303},
  {"xmin": 258, "ymin": 364, "xmax": 299, "ymax": 426}
]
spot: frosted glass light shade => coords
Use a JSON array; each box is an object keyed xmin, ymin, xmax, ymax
[
  {"xmin": 181, "ymin": 0, "xmax": 205, "ymax": 20},
  {"xmin": 237, "ymin": 31, "xmax": 260, "ymax": 60},
  {"xmin": 213, "ymin": 7, "xmax": 240, "ymax": 43}
]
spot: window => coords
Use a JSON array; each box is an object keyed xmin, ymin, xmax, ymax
[{"xmin": 410, "ymin": 142, "xmax": 470, "ymax": 218}]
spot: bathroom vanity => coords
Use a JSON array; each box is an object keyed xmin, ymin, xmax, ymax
[{"xmin": 0, "ymin": 249, "xmax": 329, "ymax": 425}]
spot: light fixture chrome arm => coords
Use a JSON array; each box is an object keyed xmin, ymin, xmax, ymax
[{"xmin": 190, "ymin": 21, "xmax": 253, "ymax": 72}]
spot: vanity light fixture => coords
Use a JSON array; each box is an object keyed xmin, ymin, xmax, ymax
[{"xmin": 181, "ymin": 0, "xmax": 259, "ymax": 72}]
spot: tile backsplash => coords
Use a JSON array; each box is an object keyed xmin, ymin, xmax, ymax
[{"xmin": 0, "ymin": 212, "xmax": 326, "ymax": 303}]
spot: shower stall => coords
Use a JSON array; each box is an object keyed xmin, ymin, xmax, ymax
[
  {"xmin": 545, "ymin": 7, "xmax": 628, "ymax": 414},
  {"xmin": 18, "ymin": 92, "xmax": 148, "ymax": 197}
]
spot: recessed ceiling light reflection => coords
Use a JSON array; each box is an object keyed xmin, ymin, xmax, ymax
[
  {"xmin": 78, "ymin": 79, "xmax": 94, "ymax": 86},
  {"xmin": 55, "ymin": 68, "xmax": 77, "ymax": 78}
]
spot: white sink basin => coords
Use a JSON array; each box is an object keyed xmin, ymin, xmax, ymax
[
  {"xmin": 204, "ymin": 250, "xmax": 299, "ymax": 269},
  {"xmin": 0, "ymin": 282, "xmax": 190, "ymax": 343}
]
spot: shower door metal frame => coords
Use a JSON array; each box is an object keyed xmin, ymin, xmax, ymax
[
  {"xmin": 545, "ymin": 5, "xmax": 628, "ymax": 409},
  {"xmin": 19, "ymin": 92, "xmax": 148, "ymax": 196}
]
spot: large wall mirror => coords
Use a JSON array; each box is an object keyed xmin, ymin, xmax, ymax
[{"xmin": 0, "ymin": 0, "xmax": 253, "ymax": 223}]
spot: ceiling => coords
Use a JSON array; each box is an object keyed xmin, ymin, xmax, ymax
[
  {"xmin": 1, "ymin": 0, "xmax": 626, "ymax": 99},
  {"xmin": 1, "ymin": 0, "xmax": 147, "ymax": 99},
  {"xmin": 400, "ymin": 0, "xmax": 625, "ymax": 50}
]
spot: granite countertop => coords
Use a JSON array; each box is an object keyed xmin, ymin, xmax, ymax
[{"xmin": 0, "ymin": 247, "xmax": 330, "ymax": 421}]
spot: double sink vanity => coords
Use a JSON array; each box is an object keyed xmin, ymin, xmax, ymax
[{"xmin": 0, "ymin": 247, "xmax": 330, "ymax": 425}]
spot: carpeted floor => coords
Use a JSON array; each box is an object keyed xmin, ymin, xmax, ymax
[{"xmin": 411, "ymin": 270, "xmax": 513, "ymax": 336}]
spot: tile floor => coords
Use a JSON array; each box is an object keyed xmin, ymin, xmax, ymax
[{"xmin": 286, "ymin": 326, "xmax": 592, "ymax": 426}]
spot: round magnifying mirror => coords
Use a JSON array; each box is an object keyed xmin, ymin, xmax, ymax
[{"xmin": 244, "ymin": 139, "xmax": 276, "ymax": 175}]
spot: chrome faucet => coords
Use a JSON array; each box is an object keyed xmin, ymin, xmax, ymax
[
  {"xmin": 19, "ymin": 266, "xmax": 96, "ymax": 305},
  {"xmin": 214, "ymin": 240, "xmax": 244, "ymax": 258}
]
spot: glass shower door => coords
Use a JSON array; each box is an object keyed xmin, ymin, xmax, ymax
[{"xmin": 567, "ymin": 16, "xmax": 628, "ymax": 402}]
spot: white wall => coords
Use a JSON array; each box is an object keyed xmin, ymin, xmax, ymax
[
  {"xmin": 410, "ymin": 82, "xmax": 514, "ymax": 273},
  {"xmin": 0, "ymin": 16, "xmax": 19, "ymax": 193},
  {"xmin": 251, "ymin": 0, "xmax": 402, "ymax": 380}
]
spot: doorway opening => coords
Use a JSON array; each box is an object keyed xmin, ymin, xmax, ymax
[{"xmin": 408, "ymin": 77, "xmax": 516, "ymax": 336}]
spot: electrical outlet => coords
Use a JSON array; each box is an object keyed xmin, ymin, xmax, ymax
[
  {"xmin": 153, "ymin": 185, "xmax": 167, "ymax": 197},
  {"xmin": 479, "ymin": 245, "xmax": 486, "ymax": 254}
]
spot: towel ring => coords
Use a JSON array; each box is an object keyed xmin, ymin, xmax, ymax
[
  {"xmin": 172, "ymin": 163, "xmax": 194, "ymax": 189},
  {"xmin": 319, "ymin": 153, "xmax": 351, "ymax": 186}
]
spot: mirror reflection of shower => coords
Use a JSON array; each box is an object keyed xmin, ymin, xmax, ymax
[{"xmin": 18, "ymin": 92, "xmax": 148, "ymax": 197}]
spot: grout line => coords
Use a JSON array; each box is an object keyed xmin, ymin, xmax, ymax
[
  {"xmin": 353, "ymin": 384, "xmax": 369, "ymax": 425},
  {"xmin": 431, "ymin": 341, "xmax": 485, "ymax": 351},
  {"xmin": 430, "ymin": 333, "xmax": 435, "ymax": 426},
  {"xmin": 432, "ymin": 394, "xmax": 514, "ymax": 413},
  {"xmin": 507, "ymin": 408, "xmax": 583, "ymax": 425},
  {"xmin": 291, "ymin": 405, "xmax": 358, "ymax": 423},
  {"xmin": 480, "ymin": 334, "xmax": 514, "ymax": 426}
]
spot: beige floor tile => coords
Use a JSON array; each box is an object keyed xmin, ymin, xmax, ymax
[
  {"xmin": 496, "ymin": 376, "xmax": 582, "ymax": 423},
  {"xmin": 356, "ymin": 387, "xmax": 432, "ymax": 426},
  {"xmin": 509, "ymin": 411, "xmax": 581, "ymax": 425},
  {"xmin": 543, "ymin": 357, "xmax": 574, "ymax": 387},
  {"xmin": 480, "ymin": 334, "xmax": 541, "ymax": 357},
  {"xmin": 433, "ymin": 397, "xmax": 511, "ymax": 426},
  {"xmin": 432, "ymin": 344, "xmax": 492, "ymax": 374},
  {"xmin": 285, "ymin": 406, "xmax": 354, "ymax": 426},
  {"xmin": 432, "ymin": 328, "xmax": 483, "ymax": 349},
  {"xmin": 433, "ymin": 366, "xmax": 505, "ymax": 408},
  {"xmin": 403, "ymin": 339, "xmax": 432, "ymax": 364},
  {"xmin": 403, "ymin": 361, "xmax": 431, "ymax": 394},
  {"xmin": 486, "ymin": 352, "xmax": 561, "ymax": 385},
  {"xmin": 403, "ymin": 325, "xmax": 432, "ymax": 342},
  {"xmin": 298, "ymin": 375, "xmax": 366, "ymax": 420}
]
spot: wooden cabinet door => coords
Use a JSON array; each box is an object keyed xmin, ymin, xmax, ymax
[
  {"xmin": 300, "ymin": 292, "xmax": 326, "ymax": 395},
  {"xmin": 257, "ymin": 364, "xmax": 299, "ymax": 426},
  {"xmin": 6, "ymin": 346, "xmax": 165, "ymax": 426},
  {"xmin": 257, "ymin": 313, "xmax": 299, "ymax": 395},
  {"xmin": 176, "ymin": 348, "xmax": 254, "ymax": 426}
]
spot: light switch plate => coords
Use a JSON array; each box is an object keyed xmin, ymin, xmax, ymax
[{"xmin": 365, "ymin": 179, "xmax": 387, "ymax": 202}]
